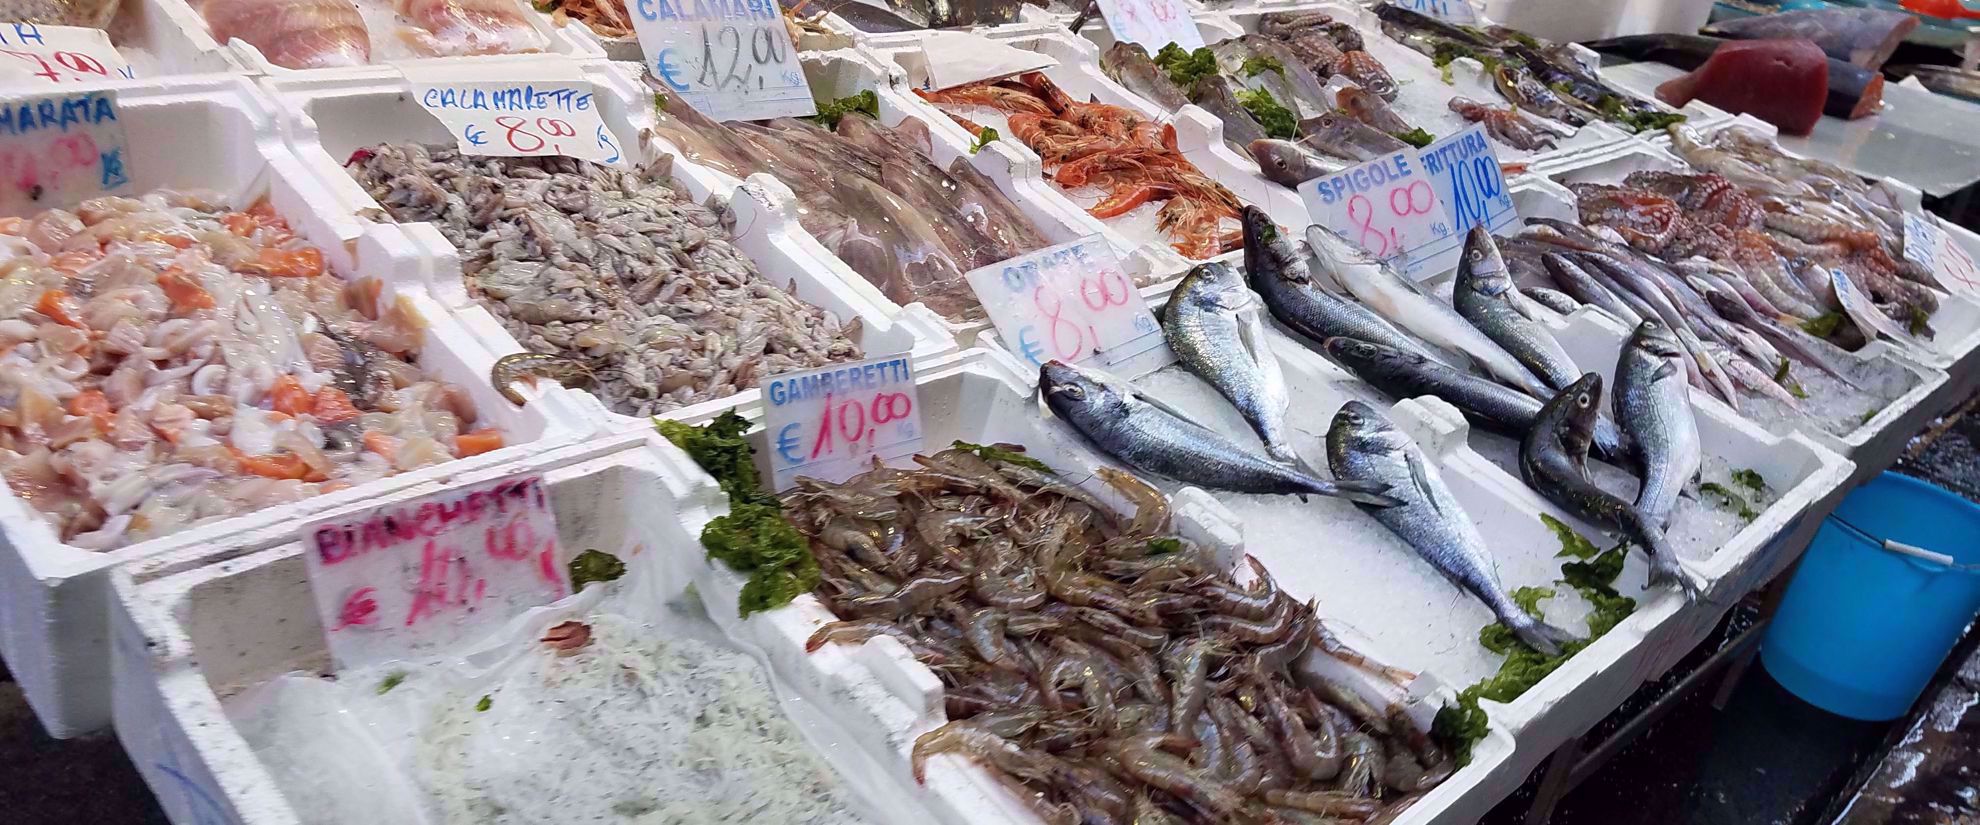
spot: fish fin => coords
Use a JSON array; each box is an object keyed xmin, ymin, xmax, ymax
[
  {"xmin": 1404, "ymin": 450, "xmax": 1442, "ymax": 517},
  {"xmin": 1130, "ymin": 385, "xmax": 1203, "ymax": 425},
  {"xmin": 1652, "ymin": 361, "xmax": 1680, "ymax": 382},
  {"xmin": 1330, "ymin": 478, "xmax": 1401, "ymax": 507},
  {"xmin": 1508, "ymin": 616, "xmax": 1579, "ymax": 657}
]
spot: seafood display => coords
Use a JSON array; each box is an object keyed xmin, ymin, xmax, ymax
[
  {"xmin": 345, "ymin": 143, "xmax": 862, "ymax": 416},
  {"xmin": 793, "ymin": 446, "xmax": 1451, "ymax": 823},
  {"xmin": 0, "ymin": 192, "xmax": 499, "ymax": 550},
  {"xmin": 917, "ymin": 70, "xmax": 1242, "ymax": 259},
  {"xmin": 643, "ymin": 88, "xmax": 1052, "ymax": 319},
  {"xmin": 236, "ymin": 594, "xmax": 884, "ymax": 825},
  {"xmin": 198, "ymin": 0, "xmax": 546, "ymax": 69},
  {"xmin": 0, "ymin": 0, "xmax": 116, "ymax": 27}
]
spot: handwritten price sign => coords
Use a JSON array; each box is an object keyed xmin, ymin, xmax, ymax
[
  {"xmin": 0, "ymin": 24, "xmax": 133, "ymax": 86},
  {"xmin": 1399, "ymin": 0, "xmax": 1478, "ymax": 23},
  {"xmin": 1299, "ymin": 123, "xmax": 1515, "ymax": 280},
  {"xmin": 406, "ymin": 65, "xmax": 621, "ymax": 165},
  {"xmin": 1902, "ymin": 211, "xmax": 1980, "ymax": 300},
  {"xmin": 0, "ymin": 90, "xmax": 130, "ymax": 215},
  {"xmin": 966, "ymin": 235, "xmax": 1172, "ymax": 378},
  {"xmin": 763, "ymin": 354, "xmax": 922, "ymax": 490},
  {"xmin": 1095, "ymin": 0, "xmax": 1204, "ymax": 52},
  {"xmin": 631, "ymin": 0, "xmax": 815, "ymax": 122},
  {"xmin": 303, "ymin": 475, "xmax": 571, "ymax": 668}
]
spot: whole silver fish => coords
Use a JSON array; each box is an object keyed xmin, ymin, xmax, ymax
[
  {"xmin": 1616, "ymin": 321, "xmax": 1702, "ymax": 533},
  {"xmin": 1454, "ymin": 227, "xmax": 1583, "ymax": 392},
  {"xmin": 1164, "ymin": 261, "xmax": 1298, "ymax": 464},
  {"xmin": 1192, "ymin": 74, "xmax": 1270, "ymax": 152},
  {"xmin": 1701, "ymin": 288, "xmax": 1870, "ymax": 391},
  {"xmin": 1324, "ymin": 337, "xmax": 1631, "ymax": 463},
  {"xmin": 1328, "ymin": 400, "xmax": 1578, "ymax": 655},
  {"xmin": 1042, "ymin": 361, "xmax": 1398, "ymax": 505},
  {"xmin": 1240, "ymin": 34, "xmax": 1334, "ymax": 119},
  {"xmin": 1102, "ymin": 41, "xmax": 1189, "ymax": 111},
  {"xmin": 1298, "ymin": 112, "xmax": 1409, "ymax": 162},
  {"xmin": 1308, "ymin": 224, "xmax": 1556, "ymax": 399},
  {"xmin": 1519, "ymin": 373, "xmax": 1698, "ymax": 599},
  {"xmin": 1526, "ymin": 287, "xmax": 1582, "ymax": 315},
  {"xmin": 1249, "ymin": 138, "xmax": 1345, "ymax": 188},
  {"xmin": 1238, "ymin": 207, "xmax": 1448, "ymax": 367}
]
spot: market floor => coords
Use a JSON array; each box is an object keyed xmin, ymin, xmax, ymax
[{"xmin": 0, "ymin": 661, "xmax": 167, "ymax": 824}]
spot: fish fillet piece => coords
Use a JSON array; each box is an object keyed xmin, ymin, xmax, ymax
[
  {"xmin": 396, "ymin": 0, "xmax": 547, "ymax": 56},
  {"xmin": 201, "ymin": 0, "xmax": 370, "ymax": 69},
  {"xmin": 1656, "ymin": 39, "xmax": 1828, "ymax": 136}
]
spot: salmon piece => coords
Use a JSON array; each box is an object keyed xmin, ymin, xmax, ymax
[
  {"xmin": 312, "ymin": 387, "xmax": 362, "ymax": 424},
  {"xmin": 269, "ymin": 375, "xmax": 312, "ymax": 416},
  {"xmin": 454, "ymin": 428, "xmax": 504, "ymax": 456},
  {"xmin": 200, "ymin": 0, "xmax": 371, "ymax": 70},
  {"xmin": 362, "ymin": 430, "xmax": 402, "ymax": 461},
  {"xmin": 34, "ymin": 291, "xmax": 83, "ymax": 327},
  {"xmin": 158, "ymin": 267, "xmax": 216, "ymax": 313},
  {"xmin": 245, "ymin": 246, "xmax": 324, "ymax": 277}
]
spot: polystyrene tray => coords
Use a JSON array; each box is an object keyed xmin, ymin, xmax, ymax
[
  {"xmin": 107, "ymin": 348, "xmax": 1518, "ymax": 825},
  {"xmin": 0, "ymin": 75, "xmax": 597, "ymax": 739},
  {"xmin": 258, "ymin": 55, "xmax": 959, "ymax": 429},
  {"xmin": 1530, "ymin": 138, "xmax": 1977, "ymax": 474},
  {"xmin": 185, "ymin": 0, "xmax": 604, "ymax": 75},
  {"xmin": 1642, "ymin": 114, "xmax": 1980, "ymax": 399},
  {"xmin": 976, "ymin": 243, "xmax": 1851, "ymax": 819},
  {"xmin": 30, "ymin": 0, "xmax": 249, "ymax": 80}
]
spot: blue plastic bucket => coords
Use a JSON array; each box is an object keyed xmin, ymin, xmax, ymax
[{"xmin": 1762, "ymin": 472, "xmax": 1980, "ymax": 720}]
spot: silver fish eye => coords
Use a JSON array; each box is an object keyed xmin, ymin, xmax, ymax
[{"xmin": 1575, "ymin": 393, "xmax": 1591, "ymax": 407}]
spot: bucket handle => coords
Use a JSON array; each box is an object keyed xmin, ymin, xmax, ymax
[{"xmin": 1833, "ymin": 514, "xmax": 1977, "ymax": 571}]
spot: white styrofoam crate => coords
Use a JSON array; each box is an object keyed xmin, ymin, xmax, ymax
[
  {"xmin": 1531, "ymin": 138, "xmax": 1979, "ymax": 464},
  {"xmin": 0, "ymin": 75, "xmax": 597, "ymax": 738},
  {"xmin": 645, "ymin": 47, "xmax": 1104, "ymax": 347},
  {"xmin": 862, "ymin": 23, "xmax": 1304, "ymax": 287},
  {"xmin": 258, "ymin": 56, "xmax": 961, "ymax": 429},
  {"xmin": 43, "ymin": 0, "xmax": 249, "ymax": 79},
  {"xmin": 109, "ymin": 348, "xmax": 1516, "ymax": 825},
  {"xmin": 1643, "ymin": 114, "xmax": 1980, "ymax": 399},
  {"xmin": 976, "ymin": 245, "xmax": 1850, "ymax": 818},
  {"xmin": 185, "ymin": 0, "xmax": 604, "ymax": 75}
]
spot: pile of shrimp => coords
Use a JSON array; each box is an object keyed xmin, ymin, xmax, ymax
[
  {"xmin": 0, "ymin": 192, "xmax": 500, "ymax": 550},
  {"xmin": 794, "ymin": 445, "xmax": 1449, "ymax": 824},
  {"xmin": 918, "ymin": 72, "xmax": 1244, "ymax": 260}
]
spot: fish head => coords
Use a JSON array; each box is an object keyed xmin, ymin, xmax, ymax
[
  {"xmin": 1701, "ymin": 287, "xmax": 1752, "ymax": 322},
  {"xmin": 1629, "ymin": 320, "xmax": 1686, "ymax": 360},
  {"xmin": 1555, "ymin": 372, "xmax": 1604, "ymax": 455},
  {"xmin": 1304, "ymin": 224, "xmax": 1376, "ymax": 272},
  {"xmin": 1329, "ymin": 399, "xmax": 1410, "ymax": 453},
  {"xmin": 1101, "ymin": 41, "xmax": 1148, "ymax": 72},
  {"xmin": 1457, "ymin": 226, "xmax": 1512, "ymax": 295},
  {"xmin": 1248, "ymin": 139, "xmax": 1314, "ymax": 188},
  {"xmin": 1040, "ymin": 360, "xmax": 1119, "ymax": 420},
  {"xmin": 1178, "ymin": 261, "xmax": 1248, "ymax": 311}
]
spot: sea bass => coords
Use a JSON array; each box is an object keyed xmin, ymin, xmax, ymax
[
  {"xmin": 1042, "ymin": 361, "xmax": 1398, "ymax": 505},
  {"xmin": 1328, "ymin": 400, "xmax": 1579, "ymax": 655},
  {"xmin": 1164, "ymin": 261, "xmax": 1298, "ymax": 464},
  {"xmin": 1519, "ymin": 373, "xmax": 1698, "ymax": 599},
  {"xmin": 1454, "ymin": 227, "xmax": 1582, "ymax": 391},
  {"xmin": 1615, "ymin": 321, "xmax": 1702, "ymax": 531},
  {"xmin": 1238, "ymin": 207, "xmax": 1445, "ymax": 365},
  {"xmin": 1307, "ymin": 224, "xmax": 1556, "ymax": 398}
]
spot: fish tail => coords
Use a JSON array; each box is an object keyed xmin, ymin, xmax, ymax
[
  {"xmin": 1506, "ymin": 614, "xmax": 1580, "ymax": 657},
  {"xmin": 1320, "ymin": 477, "xmax": 1402, "ymax": 507},
  {"xmin": 1632, "ymin": 512, "xmax": 1701, "ymax": 601}
]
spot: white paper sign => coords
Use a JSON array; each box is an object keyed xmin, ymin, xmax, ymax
[
  {"xmin": 1831, "ymin": 268, "xmax": 1924, "ymax": 349},
  {"xmin": 1396, "ymin": 0, "xmax": 1478, "ymax": 24},
  {"xmin": 0, "ymin": 23, "xmax": 133, "ymax": 86},
  {"xmin": 1298, "ymin": 123, "xmax": 1517, "ymax": 280},
  {"xmin": 1095, "ymin": 0, "xmax": 1203, "ymax": 53},
  {"xmin": 304, "ymin": 475, "xmax": 572, "ymax": 668},
  {"xmin": 631, "ymin": 0, "xmax": 815, "ymax": 122},
  {"xmin": 407, "ymin": 66, "xmax": 623, "ymax": 165},
  {"xmin": 1902, "ymin": 211, "xmax": 1980, "ymax": 299},
  {"xmin": 966, "ymin": 235, "xmax": 1171, "ymax": 377},
  {"xmin": 763, "ymin": 353, "xmax": 922, "ymax": 490},
  {"xmin": 0, "ymin": 89, "xmax": 130, "ymax": 214}
]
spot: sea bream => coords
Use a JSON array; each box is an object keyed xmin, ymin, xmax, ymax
[
  {"xmin": 1453, "ymin": 227, "xmax": 1583, "ymax": 391},
  {"xmin": 1041, "ymin": 361, "xmax": 1399, "ymax": 505},
  {"xmin": 1101, "ymin": 41, "xmax": 1189, "ymax": 112},
  {"xmin": 1615, "ymin": 320, "xmax": 1703, "ymax": 532},
  {"xmin": 1307, "ymin": 224, "xmax": 1557, "ymax": 399},
  {"xmin": 1327, "ymin": 401, "xmax": 1579, "ymax": 655},
  {"xmin": 1163, "ymin": 261, "xmax": 1299, "ymax": 465},
  {"xmin": 1519, "ymin": 373, "xmax": 1699, "ymax": 599}
]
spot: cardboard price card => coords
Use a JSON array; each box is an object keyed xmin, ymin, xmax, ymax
[
  {"xmin": 407, "ymin": 65, "xmax": 623, "ymax": 165},
  {"xmin": 304, "ymin": 475, "xmax": 572, "ymax": 668},
  {"xmin": 0, "ymin": 23, "xmax": 133, "ymax": 85},
  {"xmin": 763, "ymin": 354, "xmax": 922, "ymax": 490},
  {"xmin": 1095, "ymin": 0, "xmax": 1203, "ymax": 52},
  {"xmin": 1298, "ymin": 123, "xmax": 1517, "ymax": 280},
  {"xmin": 1396, "ymin": 0, "xmax": 1478, "ymax": 23},
  {"xmin": 965, "ymin": 235, "xmax": 1172, "ymax": 376},
  {"xmin": 0, "ymin": 89, "xmax": 130, "ymax": 214},
  {"xmin": 1902, "ymin": 211, "xmax": 1980, "ymax": 299},
  {"xmin": 632, "ymin": 0, "xmax": 815, "ymax": 122}
]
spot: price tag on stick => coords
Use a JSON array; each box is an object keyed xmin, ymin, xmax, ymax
[
  {"xmin": 763, "ymin": 354, "xmax": 923, "ymax": 491},
  {"xmin": 0, "ymin": 23, "xmax": 133, "ymax": 85},
  {"xmin": 0, "ymin": 89, "xmax": 131, "ymax": 214},
  {"xmin": 965, "ymin": 235, "xmax": 1172, "ymax": 377},
  {"xmin": 304, "ymin": 475, "xmax": 572, "ymax": 669},
  {"xmin": 1094, "ymin": 0, "xmax": 1203, "ymax": 52},
  {"xmin": 631, "ymin": 0, "xmax": 816, "ymax": 122},
  {"xmin": 405, "ymin": 65, "xmax": 623, "ymax": 165}
]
